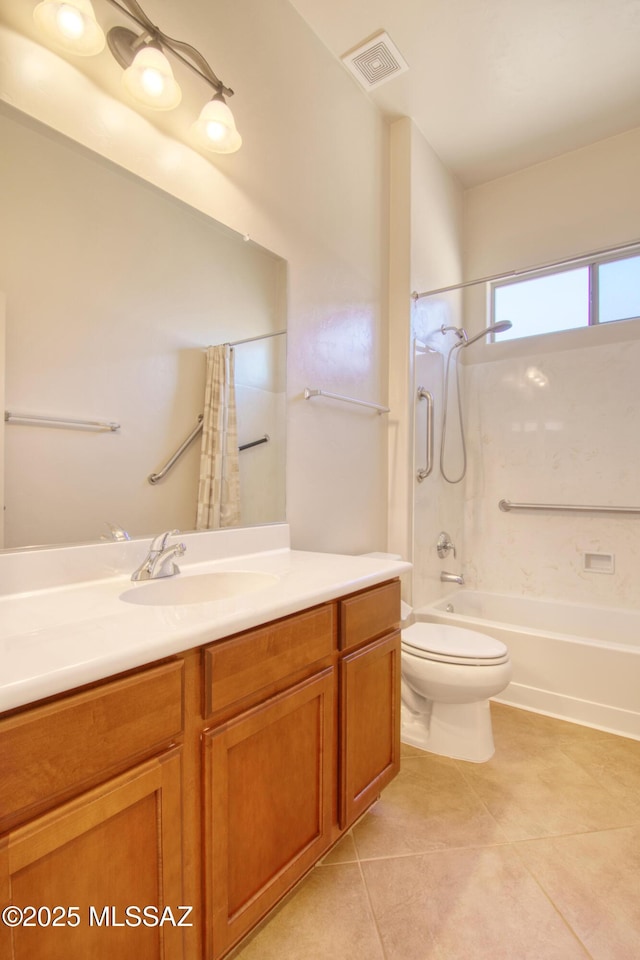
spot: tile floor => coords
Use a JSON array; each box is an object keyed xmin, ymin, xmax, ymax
[{"xmin": 232, "ymin": 703, "xmax": 640, "ymax": 960}]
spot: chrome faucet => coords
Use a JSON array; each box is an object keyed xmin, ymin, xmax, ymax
[
  {"xmin": 102, "ymin": 521, "xmax": 131, "ymax": 542},
  {"xmin": 440, "ymin": 570, "xmax": 464, "ymax": 585},
  {"xmin": 131, "ymin": 530, "xmax": 186, "ymax": 581}
]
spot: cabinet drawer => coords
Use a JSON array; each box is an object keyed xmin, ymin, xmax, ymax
[
  {"xmin": 339, "ymin": 580, "xmax": 401, "ymax": 651},
  {"xmin": 0, "ymin": 660, "xmax": 183, "ymax": 830},
  {"xmin": 203, "ymin": 604, "xmax": 335, "ymax": 719}
]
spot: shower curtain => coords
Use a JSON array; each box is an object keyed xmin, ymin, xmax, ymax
[{"xmin": 196, "ymin": 344, "xmax": 241, "ymax": 529}]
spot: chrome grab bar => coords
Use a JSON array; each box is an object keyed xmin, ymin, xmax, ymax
[
  {"xmin": 149, "ymin": 419, "xmax": 271, "ymax": 484},
  {"xmin": 5, "ymin": 410, "xmax": 120, "ymax": 431},
  {"xmin": 239, "ymin": 433, "xmax": 269, "ymax": 451},
  {"xmin": 304, "ymin": 387, "xmax": 390, "ymax": 414},
  {"xmin": 499, "ymin": 499, "xmax": 640, "ymax": 515},
  {"xmin": 416, "ymin": 387, "xmax": 433, "ymax": 482},
  {"xmin": 148, "ymin": 416, "xmax": 204, "ymax": 485}
]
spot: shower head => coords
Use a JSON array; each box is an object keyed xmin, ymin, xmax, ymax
[{"xmin": 460, "ymin": 320, "xmax": 512, "ymax": 348}]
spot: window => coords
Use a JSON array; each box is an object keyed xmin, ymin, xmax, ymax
[
  {"xmin": 492, "ymin": 251, "xmax": 640, "ymax": 342},
  {"xmin": 598, "ymin": 254, "xmax": 640, "ymax": 324}
]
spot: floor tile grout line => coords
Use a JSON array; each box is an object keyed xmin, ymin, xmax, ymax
[
  {"xmin": 349, "ymin": 817, "xmax": 640, "ymax": 865},
  {"xmin": 555, "ymin": 742, "xmax": 640, "ymax": 821},
  {"xmin": 352, "ymin": 806, "xmax": 423, "ymax": 960},
  {"xmin": 510, "ymin": 841, "xmax": 597, "ymax": 960},
  {"xmin": 354, "ymin": 855, "xmax": 391, "ymax": 960},
  {"xmin": 400, "ymin": 745, "xmax": 516, "ymax": 845},
  {"xmin": 504, "ymin": 820, "xmax": 640, "ymax": 846},
  {"xmin": 353, "ymin": 838, "xmax": 526, "ymax": 863},
  {"xmin": 361, "ymin": 749, "xmax": 640, "ymax": 859},
  {"xmin": 449, "ymin": 754, "xmax": 516, "ymax": 845},
  {"xmin": 354, "ymin": 841, "xmax": 599, "ymax": 960},
  {"xmin": 553, "ymin": 740, "xmax": 640, "ymax": 800},
  {"xmin": 451, "ymin": 742, "xmax": 640, "ymax": 835},
  {"xmin": 453, "ymin": 763, "xmax": 640, "ymax": 843},
  {"xmin": 352, "ymin": 828, "xmax": 602, "ymax": 960}
]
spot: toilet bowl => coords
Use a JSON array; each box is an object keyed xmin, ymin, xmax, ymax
[{"xmin": 401, "ymin": 620, "xmax": 511, "ymax": 762}]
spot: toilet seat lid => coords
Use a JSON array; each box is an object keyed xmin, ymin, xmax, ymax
[{"xmin": 402, "ymin": 622, "xmax": 508, "ymax": 664}]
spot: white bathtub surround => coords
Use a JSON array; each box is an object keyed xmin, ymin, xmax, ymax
[
  {"xmin": 417, "ymin": 589, "xmax": 640, "ymax": 741},
  {"xmin": 462, "ymin": 336, "xmax": 640, "ymax": 609},
  {"xmin": 0, "ymin": 523, "xmax": 411, "ymax": 712}
]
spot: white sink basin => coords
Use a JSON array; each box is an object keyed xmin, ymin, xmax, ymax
[{"xmin": 119, "ymin": 570, "xmax": 279, "ymax": 606}]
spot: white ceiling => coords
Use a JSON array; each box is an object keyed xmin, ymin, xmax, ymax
[{"xmin": 288, "ymin": 0, "xmax": 640, "ymax": 187}]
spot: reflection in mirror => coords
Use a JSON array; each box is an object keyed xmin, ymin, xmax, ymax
[{"xmin": 0, "ymin": 102, "xmax": 287, "ymax": 550}]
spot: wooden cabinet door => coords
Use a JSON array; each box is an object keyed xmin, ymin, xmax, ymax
[
  {"xmin": 339, "ymin": 631, "xmax": 401, "ymax": 829},
  {"xmin": 203, "ymin": 668, "xmax": 334, "ymax": 960},
  {"xmin": 0, "ymin": 749, "xmax": 184, "ymax": 960}
]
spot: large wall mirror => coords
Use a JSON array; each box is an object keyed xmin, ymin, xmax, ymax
[{"xmin": 0, "ymin": 102, "xmax": 287, "ymax": 551}]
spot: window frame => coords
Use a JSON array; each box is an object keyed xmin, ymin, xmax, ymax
[{"xmin": 490, "ymin": 248, "xmax": 640, "ymax": 341}]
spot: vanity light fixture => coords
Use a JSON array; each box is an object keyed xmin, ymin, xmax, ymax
[
  {"xmin": 32, "ymin": 0, "xmax": 242, "ymax": 153},
  {"xmin": 191, "ymin": 93, "xmax": 242, "ymax": 154},
  {"xmin": 109, "ymin": 27, "xmax": 182, "ymax": 110},
  {"xmin": 33, "ymin": 0, "xmax": 106, "ymax": 56}
]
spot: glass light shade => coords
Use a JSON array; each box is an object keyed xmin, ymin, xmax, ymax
[
  {"xmin": 33, "ymin": 0, "xmax": 105, "ymax": 56},
  {"xmin": 122, "ymin": 45, "xmax": 182, "ymax": 110},
  {"xmin": 191, "ymin": 98, "xmax": 242, "ymax": 154}
]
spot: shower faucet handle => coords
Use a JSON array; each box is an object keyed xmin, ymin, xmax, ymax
[{"xmin": 437, "ymin": 531, "xmax": 456, "ymax": 559}]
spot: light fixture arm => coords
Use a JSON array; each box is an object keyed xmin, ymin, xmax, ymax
[
  {"xmin": 107, "ymin": 0, "xmax": 157, "ymax": 35},
  {"xmin": 162, "ymin": 33, "xmax": 233, "ymax": 97},
  {"xmin": 105, "ymin": 0, "xmax": 233, "ymax": 97},
  {"xmin": 32, "ymin": 0, "xmax": 241, "ymax": 152}
]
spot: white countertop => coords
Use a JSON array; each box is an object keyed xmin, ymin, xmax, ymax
[{"xmin": 0, "ymin": 536, "xmax": 410, "ymax": 713}]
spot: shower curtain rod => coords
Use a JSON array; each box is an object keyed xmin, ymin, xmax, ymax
[
  {"xmin": 226, "ymin": 330, "xmax": 286, "ymax": 347},
  {"xmin": 411, "ymin": 238, "xmax": 640, "ymax": 301}
]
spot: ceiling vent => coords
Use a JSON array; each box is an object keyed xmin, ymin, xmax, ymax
[{"xmin": 341, "ymin": 31, "xmax": 409, "ymax": 91}]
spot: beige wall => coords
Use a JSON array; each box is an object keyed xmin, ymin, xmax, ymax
[
  {"xmin": 388, "ymin": 119, "xmax": 464, "ymax": 603},
  {"xmin": 464, "ymin": 124, "xmax": 640, "ymax": 280},
  {"xmin": 0, "ymin": 0, "xmax": 389, "ymax": 554},
  {"xmin": 0, "ymin": 294, "xmax": 4, "ymax": 547}
]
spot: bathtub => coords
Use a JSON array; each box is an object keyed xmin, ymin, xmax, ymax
[{"xmin": 415, "ymin": 590, "xmax": 640, "ymax": 741}]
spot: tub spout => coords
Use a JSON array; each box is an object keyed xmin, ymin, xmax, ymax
[{"xmin": 441, "ymin": 570, "xmax": 464, "ymax": 585}]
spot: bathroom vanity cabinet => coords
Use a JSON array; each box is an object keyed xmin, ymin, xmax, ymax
[
  {"xmin": 0, "ymin": 662, "xmax": 185, "ymax": 960},
  {"xmin": 0, "ymin": 578, "xmax": 400, "ymax": 960},
  {"xmin": 338, "ymin": 582, "xmax": 402, "ymax": 829}
]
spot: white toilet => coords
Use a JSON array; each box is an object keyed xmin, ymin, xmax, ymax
[{"xmin": 401, "ymin": 618, "xmax": 511, "ymax": 762}]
